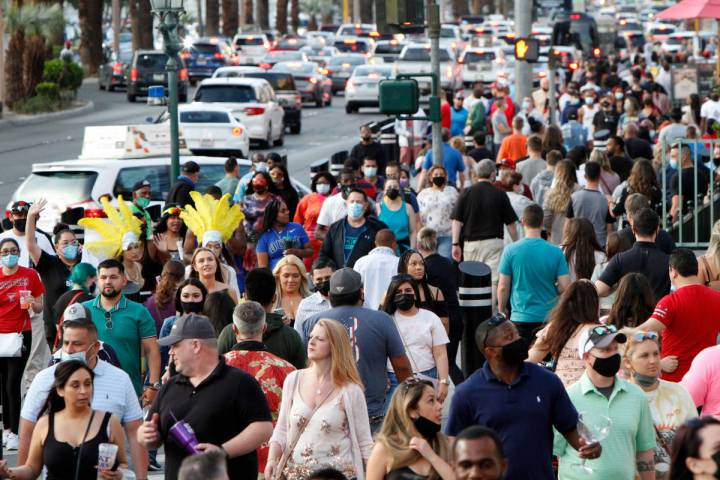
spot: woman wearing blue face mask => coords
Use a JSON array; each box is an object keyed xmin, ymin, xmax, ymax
[
  {"xmin": 51, "ymin": 263, "xmax": 97, "ymax": 351},
  {"xmin": 0, "ymin": 237, "xmax": 44, "ymax": 450},
  {"xmin": 25, "ymin": 199, "xmax": 81, "ymax": 351}
]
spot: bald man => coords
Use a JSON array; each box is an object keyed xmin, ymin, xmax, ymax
[{"xmin": 353, "ymin": 229, "xmax": 399, "ymax": 309}]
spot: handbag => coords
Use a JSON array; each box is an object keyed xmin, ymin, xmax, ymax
[
  {"xmin": 0, "ymin": 315, "xmax": 29, "ymax": 358},
  {"xmin": 391, "ymin": 313, "xmax": 438, "ymax": 388}
]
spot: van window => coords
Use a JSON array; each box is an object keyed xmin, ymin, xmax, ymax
[
  {"xmin": 15, "ymin": 171, "xmax": 98, "ymax": 204},
  {"xmin": 236, "ymin": 37, "xmax": 265, "ymax": 46},
  {"xmin": 180, "ymin": 111, "xmax": 231, "ymax": 123},
  {"xmin": 136, "ymin": 54, "xmax": 167, "ymax": 69},
  {"xmin": 195, "ymin": 85, "xmax": 257, "ymax": 102},
  {"xmin": 245, "ymin": 73, "xmax": 296, "ymax": 90},
  {"xmin": 192, "ymin": 43, "xmax": 220, "ymax": 54},
  {"xmin": 114, "ymin": 166, "xmax": 170, "ymax": 200}
]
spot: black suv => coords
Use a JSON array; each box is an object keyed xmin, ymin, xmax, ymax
[
  {"xmin": 244, "ymin": 72, "xmax": 302, "ymax": 134},
  {"xmin": 126, "ymin": 50, "xmax": 189, "ymax": 103}
]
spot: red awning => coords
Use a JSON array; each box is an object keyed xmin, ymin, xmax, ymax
[{"xmin": 657, "ymin": 0, "xmax": 720, "ymax": 20}]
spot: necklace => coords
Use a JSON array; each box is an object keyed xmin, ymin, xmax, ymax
[{"xmin": 315, "ymin": 375, "xmax": 331, "ymax": 395}]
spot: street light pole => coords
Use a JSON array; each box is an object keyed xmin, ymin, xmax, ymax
[
  {"xmin": 428, "ymin": 0, "xmax": 442, "ymax": 167},
  {"xmin": 150, "ymin": 0, "xmax": 185, "ymax": 184}
]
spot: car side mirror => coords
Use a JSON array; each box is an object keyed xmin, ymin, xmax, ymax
[{"xmin": 145, "ymin": 116, "xmax": 154, "ymax": 123}]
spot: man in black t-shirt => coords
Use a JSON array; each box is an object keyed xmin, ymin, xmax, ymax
[
  {"xmin": 140, "ymin": 315, "xmax": 272, "ymax": 480},
  {"xmin": 468, "ymin": 132, "xmax": 493, "ymax": 164},
  {"xmin": 606, "ymin": 136, "xmax": 634, "ymax": 182},
  {"xmin": 348, "ymin": 125, "xmax": 387, "ymax": 172}
]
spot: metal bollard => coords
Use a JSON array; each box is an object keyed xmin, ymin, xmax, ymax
[{"xmin": 458, "ymin": 261, "xmax": 492, "ymax": 377}]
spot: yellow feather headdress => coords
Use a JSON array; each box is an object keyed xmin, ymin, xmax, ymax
[
  {"xmin": 78, "ymin": 195, "xmax": 143, "ymax": 259},
  {"xmin": 179, "ymin": 191, "xmax": 245, "ymax": 244}
]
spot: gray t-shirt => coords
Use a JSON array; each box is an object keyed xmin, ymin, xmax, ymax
[
  {"xmin": 302, "ymin": 306, "xmax": 406, "ymax": 416},
  {"xmin": 517, "ymin": 158, "xmax": 547, "ymax": 186},
  {"xmin": 566, "ymin": 188, "xmax": 613, "ymax": 246},
  {"xmin": 492, "ymin": 109, "xmax": 510, "ymax": 145}
]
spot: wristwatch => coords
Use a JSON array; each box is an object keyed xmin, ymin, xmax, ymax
[
  {"xmin": 452, "ymin": 242, "xmax": 460, "ymax": 246},
  {"xmin": 439, "ymin": 378, "xmax": 450, "ymax": 385}
]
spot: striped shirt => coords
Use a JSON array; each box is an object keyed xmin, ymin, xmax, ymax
[{"xmin": 21, "ymin": 359, "xmax": 142, "ymax": 424}]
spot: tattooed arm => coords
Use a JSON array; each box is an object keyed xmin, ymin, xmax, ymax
[{"xmin": 636, "ymin": 449, "xmax": 655, "ymax": 480}]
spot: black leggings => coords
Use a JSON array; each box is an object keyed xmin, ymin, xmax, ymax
[{"xmin": 0, "ymin": 331, "xmax": 32, "ymax": 434}]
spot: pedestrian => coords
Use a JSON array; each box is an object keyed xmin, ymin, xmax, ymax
[
  {"xmin": 3, "ymin": 360, "xmax": 128, "ymax": 480},
  {"xmin": 267, "ymin": 319, "xmax": 373, "ymax": 479},
  {"xmin": 52, "ymin": 262, "xmax": 97, "ymax": 344},
  {"xmin": 315, "ymin": 169, "xmax": 357, "ymax": 238},
  {"xmin": 416, "ymin": 166, "xmax": 458, "ymax": 260},
  {"xmin": 615, "ymin": 193, "xmax": 675, "ymax": 254},
  {"xmin": 554, "ymin": 324, "xmax": 656, "ymax": 480},
  {"xmin": 419, "ymin": 129, "xmax": 466, "ymax": 190},
  {"xmin": 202, "ymin": 291, "xmax": 236, "ymax": 336},
  {"xmin": 353, "ymin": 230, "xmax": 399, "ymax": 310},
  {"xmin": 294, "ymin": 172, "xmax": 337, "ymax": 269},
  {"xmin": 543, "ymin": 159, "xmax": 579, "ymax": 245},
  {"xmin": 531, "ymin": 149, "xmax": 561, "ymax": 209},
  {"xmin": 446, "ymin": 314, "xmax": 600, "ymax": 480},
  {"xmin": 698, "ymin": 219, "xmax": 720, "ymax": 290},
  {"xmin": 224, "ymin": 301, "xmax": 296, "ymax": 475},
  {"xmin": 561, "ymin": 109, "xmax": 588, "ymax": 151},
  {"xmin": 395, "ymin": 107, "xmax": 428, "ymax": 167},
  {"xmin": 590, "ymin": 149, "xmax": 621, "ymax": 196},
  {"xmin": 140, "ymin": 314, "xmax": 273, "ymax": 480},
  {"xmin": 593, "ymin": 98, "xmax": 620, "ymax": 138},
  {"xmin": 467, "ymin": 132, "xmax": 492, "ymax": 165},
  {"xmin": 491, "ymin": 96, "xmax": 511, "ymax": 155},
  {"xmin": 658, "ymin": 107, "xmax": 687, "ymax": 148},
  {"xmin": 272, "ymin": 255, "xmax": 311, "ymax": 326},
  {"xmin": 516, "ymin": 135, "xmax": 546, "ymax": 186},
  {"xmin": 497, "ymin": 204, "xmax": 571, "ymax": 343},
  {"xmin": 612, "ymin": 160, "xmax": 663, "ymax": 218},
  {"xmin": 151, "ymin": 205, "xmax": 187, "ymax": 263},
  {"xmin": 377, "ymin": 178, "xmax": 417, "ymax": 252},
  {"xmin": 349, "ymin": 125, "xmax": 387, "ymax": 172},
  {"xmin": 300, "ymin": 268, "xmax": 411, "ymax": 433},
  {"xmin": 269, "ymin": 164, "xmax": 300, "ymax": 219},
  {"xmin": 579, "ymin": 89, "xmax": 599, "ymax": 138},
  {"xmin": 188, "ymin": 248, "xmax": 238, "ymax": 302},
  {"xmin": 166, "ymin": 160, "xmax": 200, "ymax": 209},
  {"xmin": 668, "ymin": 416, "xmax": 720, "ymax": 479},
  {"xmin": 451, "ymin": 136, "xmax": 476, "ymax": 188},
  {"xmin": 623, "ymin": 123, "xmax": 654, "ymax": 161},
  {"xmin": 234, "ymin": 153, "xmax": 269, "ymax": 203},
  {"xmin": 215, "ymin": 157, "xmax": 240, "ymax": 197},
  {"xmin": 294, "ymin": 258, "xmax": 335, "ymax": 337},
  {"xmin": 566, "ymin": 161, "xmax": 614, "ymax": 247},
  {"xmin": 669, "ymin": 144, "xmax": 710, "ymax": 224},
  {"xmin": 19, "ymin": 306, "xmax": 146, "ymax": 477},
  {"xmin": 144, "ymin": 260, "xmax": 185, "ymax": 334},
  {"xmin": 562, "ymin": 218, "xmax": 606, "ymax": 281},
  {"xmin": 178, "ymin": 450, "xmax": 229, "ymax": 480},
  {"xmin": 129, "ymin": 179, "xmax": 153, "ymax": 240},
  {"xmin": 452, "ymin": 426, "xmax": 507, "ymax": 480},
  {"xmin": 0, "ymin": 200, "xmax": 55, "ymax": 268},
  {"xmin": 366, "ymin": 377, "xmax": 453, "ymax": 479},
  {"xmin": 623, "ymin": 331, "xmax": 698, "ymax": 478},
  {"xmin": 450, "ymin": 91, "xmax": 469, "ymax": 137},
  {"xmin": 541, "ymin": 124, "xmax": 567, "ymax": 158},
  {"xmin": 398, "ymin": 249, "xmax": 449, "ymax": 330},
  {"xmin": 606, "ymin": 135, "xmax": 634, "ymax": 182},
  {"xmin": 681, "ymin": 343, "xmax": 720, "ymax": 419},
  {"xmin": 496, "ymin": 116, "xmax": 527, "ymax": 168},
  {"xmin": 499, "ymin": 171, "xmax": 533, "ymax": 241},
  {"xmin": 589, "ymin": 231, "xmax": 632, "ymax": 314},
  {"xmin": 528, "ymin": 280, "xmax": 601, "ymax": 387},
  {"xmin": 242, "ymin": 171, "xmax": 279, "ymax": 242},
  {"xmin": 257, "ymin": 199, "xmax": 312, "ymax": 270}
]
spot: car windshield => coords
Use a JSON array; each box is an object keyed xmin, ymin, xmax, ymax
[
  {"xmin": 193, "ymin": 43, "xmax": 219, "ymax": 54},
  {"xmin": 402, "ymin": 48, "xmax": 452, "ymax": 62},
  {"xmin": 329, "ymin": 56, "xmax": 366, "ymax": 66},
  {"xmin": 354, "ymin": 66, "xmax": 392, "ymax": 77},
  {"xmin": 118, "ymin": 48, "xmax": 134, "ymax": 63},
  {"xmin": 273, "ymin": 62, "xmax": 316, "ymax": 74},
  {"xmin": 440, "ymin": 27, "xmax": 457, "ymax": 38},
  {"xmin": 465, "ymin": 51, "xmax": 496, "ymax": 62},
  {"xmin": 245, "ymin": 73, "xmax": 296, "ymax": 90},
  {"xmin": 180, "ymin": 111, "xmax": 230, "ymax": 123},
  {"xmin": 236, "ymin": 37, "xmax": 265, "ymax": 46},
  {"xmin": 136, "ymin": 54, "xmax": 167, "ymax": 69},
  {"xmin": 374, "ymin": 43, "xmax": 404, "ymax": 54},
  {"xmin": 17, "ymin": 171, "xmax": 97, "ymax": 204},
  {"xmin": 195, "ymin": 85, "xmax": 256, "ymax": 102}
]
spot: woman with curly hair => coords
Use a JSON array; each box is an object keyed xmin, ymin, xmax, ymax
[
  {"xmin": 543, "ymin": 160, "xmax": 579, "ymax": 244},
  {"xmin": 612, "ymin": 159, "xmax": 662, "ymax": 217},
  {"xmin": 562, "ymin": 218, "xmax": 606, "ymax": 281},
  {"xmin": 143, "ymin": 260, "xmax": 185, "ymax": 333},
  {"xmin": 528, "ymin": 280, "xmax": 600, "ymax": 387}
]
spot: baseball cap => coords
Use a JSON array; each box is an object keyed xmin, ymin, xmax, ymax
[
  {"xmin": 577, "ymin": 325, "xmax": 627, "ymax": 359},
  {"xmin": 454, "ymin": 91, "xmax": 464, "ymax": 100},
  {"xmin": 329, "ymin": 268, "xmax": 362, "ymax": 295},
  {"xmin": 132, "ymin": 180, "xmax": 151, "ymax": 192},
  {"xmin": 10, "ymin": 201, "xmax": 31, "ymax": 215},
  {"xmin": 63, "ymin": 303, "xmax": 92, "ymax": 323},
  {"xmin": 182, "ymin": 160, "xmax": 200, "ymax": 174},
  {"xmin": 157, "ymin": 314, "xmax": 216, "ymax": 347}
]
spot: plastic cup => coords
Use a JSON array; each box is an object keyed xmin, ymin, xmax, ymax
[
  {"xmin": 19, "ymin": 290, "xmax": 31, "ymax": 310},
  {"xmin": 97, "ymin": 443, "xmax": 118, "ymax": 472},
  {"xmin": 169, "ymin": 420, "xmax": 199, "ymax": 455}
]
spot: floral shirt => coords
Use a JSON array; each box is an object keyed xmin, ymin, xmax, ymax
[
  {"xmin": 417, "ymin": 186, "xmax": 459, "ymax": 236},
  {"xmin": 242, "ymin": 193, "xmax": 277, "ymax": 237}
]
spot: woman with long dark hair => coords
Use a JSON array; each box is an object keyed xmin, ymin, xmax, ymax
[
  {"xmin": 150, "ymin": 205, "xmax": 187, "ymax": 263},
  {"xmin": 158, "ymin": 278, "xmax": 208, "ymax": 372},
  {"xmin": 143, "ymin": 260, "xmax": 185, "ymax": 334},
  {"xmin": 269, "ymin": 164, "xmax": 299, "ymax": 219},
  {"xmin": 669, "ymin": 416, "xmax": 720, "ymax": 479},
  {"xmin": 604, "ymin": 273, "xmax": 656, "ymax": 329},
  {"xmin": 612, "ymin": 159, "xmax": 662, "ymax": 217},
  {"xmin": 541, "ymin": 124, "xmax": 567, "ymax": 158},
  {"xmin": 397, "ymin": 250, "xmax": 448, "ymax": 333},
  {"xmin": 257, "ymin": 199, "xmax": 313, "ymax": 270},
  {"xmin": 591, "ymin": 231, "xmax": 632, "ymax": 314},
  {"xmin": 561, "ymin": 218, "xmax": 606, "ymax": 281},
  {"xmin": 528, "ymin": 280, "xmax": 600, "ymax": 387},
  {"xmin": 0, "ymin": 360, "xmax": 127, "ymax": 479},
  {"xmin": 242, "ymin": 171, "xmax": 279, "ymax": 240},
  {"xmin": 203, "ymin": 290, "xmax": 237, "ymax": 336}
]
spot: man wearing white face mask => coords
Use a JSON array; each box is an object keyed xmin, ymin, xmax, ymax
[
  {"xmin": 516, "ymin": 96, "xmax": 545, "ymax": 136},
  {"xmin": 19, "ymin": 304, "xmax": 147, "ymax": 477}
]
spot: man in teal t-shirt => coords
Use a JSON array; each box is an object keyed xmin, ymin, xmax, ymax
[{"xmin": 498, "ymin": 204, "xmax": 571, "ymax": 344}]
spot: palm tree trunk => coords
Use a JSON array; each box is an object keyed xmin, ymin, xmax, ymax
[
  {"xmin": 276, "ymin": 0, "xmax": 287, "ymax": 34},
  {"xmin": 256, "ymin": 0, "xmax": 269, "ymax": 30},
  {"xmin": 206, "ymin": 0, "xmax": 220, "ymax": 36},
  {"xmin": 308, "ymin": 14, "xmax": 318, "ymax": 32},
  {"xmin": 360, "ymin": 0, "xmax": 372, "ymax": 23},
  {"xmin": 23, "ymin": 35, "xmax": 45, "ymax": 98},
  {"xmin": 290, "ymin": 0, "xmax": 299, "ymax": 34},
  {"xmin": 196, "ymin": 0, "xmax": 205, "ymax": 36},
  {"xmin": 5, "ymin": 29, "xmax": 25, "ymax": 108},
  {"xmin": 222, "ymin": 0, "xmax": 239, "ymax": 37},
  {"xmin": 243, "ymin": 0, "xmax": 254, "ymax": 26},
  {"xmin": 452, "ymin": 0, "xmax": 469, "ymax": 18},
  {"xmin": 138, "ymin": 0, "xmax": 153, "ymax": 49},
  {"xmin": 78, "ymin": 0, "xmax": 103, "ymax": 75}
]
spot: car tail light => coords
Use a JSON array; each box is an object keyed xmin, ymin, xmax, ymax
[
  {"xmin": 243, "ymin": 107, "xmax": 265, "ymax": 115},
  {"xmin": 457, "ymin": 57, "xmax": 464, "ymax": 64},
  {"xmin": 213, "ymin": 52, "xmax": 224, "ymax": 59},
  {"xmin": 569, "ymin": 62, "xmax": 579, "ymax": 70},
  {"xmin": 325, "ymin": 69, "xmax": 333, "ymax": 75},
  {"xmin": 259, "ymin": 63, "xmax": 271, "ymax": 69},
  {"xmin": 295, "ymin": 95, "xmax": 302, "ymax": 106},
  {"xmin": 73, "ymin": 201, "xmax": 107, "ymax": 218},
  {"xmin": 231, "ymin": 127, "xmax": 244, "ymax": 136},
  {"xmin": 593, "ymin": 47, "xmax": 601, "ymax": 57},
  {"xmin": 112, "ymin": 62, "xmax": 124, "ymax": 74},
  {"xmin": 179, "ymin": 68, "xmax": 188, "ymax": 81},
  {"xmin": 309, "ymin": 77, "xmax": 318, "ymax": 84},
  {"xmin": 180, "ymin": 51, "xmax": 191, "ymax": 60},
  {"xmin": 130, "ymin": 68, "xmax": 138, "ymax": 81}
]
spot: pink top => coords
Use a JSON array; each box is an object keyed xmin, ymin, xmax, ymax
[{"xmin": 680, "ymin": 345, "xmax": 720, "ymax": 418}]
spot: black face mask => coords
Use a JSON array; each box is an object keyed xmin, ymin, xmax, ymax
[
  {"xmin": 386, "ymin": 188, "xmax": 400, "ymax": 200},
  {"xmin": 13, "ymin": 219, "xmax": 26, "ymax": 233},
  {"xmin": 253, "ymin": 186, "xmax": 267, "ymax": 194},
  {"xmin": 591, "ymin": 353, "xmax": 622, "ymax": 377},
  {"xmin": 315, "ymin": 280, "xmax": 330, "ymax": 296},
  {"xmin": 500, "ymin": 338, "xmax": 528, "ymax": 366},
  {"xmin": 431, "ymin": 177, "xmax": 446, "ymax": 187},
  {"xmin": 412, "ymin": 415, "xmax": 440, "ymax": 440},
  {"xmin": 181, "ymin": 301, "xmax": 204, "ymax": 314},
  {"xmin": 394, "ymin": 293, "xmax": 415, "ymax": 311}
]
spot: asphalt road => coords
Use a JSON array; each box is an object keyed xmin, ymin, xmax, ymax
[{"xmin": 0, "ymin": 78, "xmax": 387, "ymax": 208}]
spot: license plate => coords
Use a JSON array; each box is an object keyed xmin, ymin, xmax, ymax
[
  {"xmin": 153, "ymin": 73, "xmax": 164, "ymax": 81},
  {"xmin": 467, "ymin": 65, "xmax": 477, "ymax": 71},
  {"xmin": 200, "ymin": 138, "xmax": 214, "ymax": 147},
  {"xmin": 339, "ymin": 72, "xmax": 350, "ymax": 78},
  {"xmin": 197, "ymin": 57, "xmax": 207, "ymax": 65}
]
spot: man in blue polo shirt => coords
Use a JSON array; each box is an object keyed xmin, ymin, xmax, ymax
[
  {"xmin": 419, "ymin": 128, "xmax": 466, "ymax": 189},
  {"xmin": 446, "ymin": 314, "xmax": 601, "ymax": 480}
]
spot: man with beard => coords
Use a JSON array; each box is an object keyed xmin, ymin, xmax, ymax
[
  {"xmin": 445, "ymin": 314, "xmax": 601, "ymax": 480},
  {"xmin": 83, "ymin": 259, "xmax": 161, "ymax": 405}
]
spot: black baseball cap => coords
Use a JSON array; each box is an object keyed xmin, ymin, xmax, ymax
[
  {"xmin": 132, "ymin": 180, "xmax": 151, "ymax": 192},
  {"xmin": 10, "ymin": 201, "xmax": 31, "ymax": 214},
  {"xmin": 182, "ymin": 161, "xmax": 200, "ymax": 174},
  {"xmin": 157, "ymin": 314, "xmax": 216, "ymax": 347}
]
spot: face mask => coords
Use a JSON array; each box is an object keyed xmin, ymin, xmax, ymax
[
  {"xmin": 669, "ymin": 158, "xmax": 678, "ymax": 169},
  {"xmin": 522, "ymin": 100, "xmax": 532, "ymax": 110},
  {"xmin": 500, "ymin": 338, "xmax": 528, "ymax": 366},
  {"xmin": 252, "ymin": 182, "xmax": 267, "ymax": 193},
  {"xmin": 431, "ymin": 176, "xmax": 446, "ymax": 187},
  {"xmin": 386, "ymin": 188, "xmax": 400, "ymax": 200},
  {"xmin": 1, "ymin": 254, "xmax": 19, "ymax": 268},
  {"xmin": 316, "ymin": 183, "xmax": 331, "ymax": 195},
  {"xmin": 13, "ymin": 219, "xmax": 26, "ymax": 233},
  {"xmin": 615, "ymin": 92, "xmax": 624, "ymax": 100},
  {"xmin": 399, "ymin": 178, "xmax": 409, "ymax": 189},
  {"xmin": 136, "ymin": 197, "xmax": 151, "ymax": 209},
  {"xmin": 412, "ymin": 415, "xmax": 441, "ymax": 440},
  {"xmin": 181, "ymin": 301, "xmax": 204, "ymax": 314},
  {"xmin": 649, "ymin": 129, "xmax": 656, "ymax": 140},
  {"xmin": 632, "ymin": 371, "xmax": 659, "ymax": 387},
  {"xmin": 255, "ymin": 162, "xmax": 269, "ymax": 173},
  {"xmin": 624, "ymin": 102, "xmax": 632, "ymax": 111},
  {"xmin": 585, "ymin": 97, "xmax": 594, "ymax": 105},
  {"xmin": 314, "ymin": 280, "xmax": 330, "ymax": 296},
  {"xmin": 60, "ymin": 349, "xmax": 88, "ymax": 364},
  {"xmin": 62, "ymin": 244, "xmax": 79, "ymax": 261},
  {"xmin": 394, "ymin": 293, "xmax": 415, "ymax": 311},
  {"xmin": 591, "ymin": 353, "xmax": 622, "ymax": 377},
  {"xmin": 363, "ymin": 167, "xmax": 377, "ymax": 177},
  {"xmin": 347, "ymin": 203, "xmax": 364, "ymax": 219}
]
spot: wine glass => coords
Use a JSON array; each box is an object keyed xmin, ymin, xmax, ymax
[{"xmin": 572, "ymin": 412, "xmax": 612, "ymax": 474}]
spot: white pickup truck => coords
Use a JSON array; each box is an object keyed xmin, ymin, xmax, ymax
[{"xmin": 392, "ymin": 44, "xmax": 462, "ymax": 96}]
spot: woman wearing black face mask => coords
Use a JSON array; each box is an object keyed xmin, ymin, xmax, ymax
[
  {"xmin": 416, "ymin": 166, "xmax": 459, "ymax": 260},
  {"xmin": 158, "ymin": 278, "xmax": 208, "ymax": 373},
  {"xmin": 366, "ymin": 377, "xmax": 453, "ymax": 480},
  {"xmin": 377, "ymin": 178, "xmax": 418, "ymax": 252},
  {"xmin": 381, "ymin": 275, "xmax": 450, "ymax": 407},
  {"xmin": 669, "ymin": 417, "xmax": 720, "ymax": 480}
]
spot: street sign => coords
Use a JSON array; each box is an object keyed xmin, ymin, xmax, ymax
[
  {"xmin": 379, "ymin": 79, "xmax": 419, "ymax": 115},
  {"xmin": 514, "ymin": 38, "xmax": 540, "ymax": 63}
]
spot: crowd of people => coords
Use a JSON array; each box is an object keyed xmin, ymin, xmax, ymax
[{"xmin": 0, "ymin": 49, "xmax": 718, "ymax": 480}]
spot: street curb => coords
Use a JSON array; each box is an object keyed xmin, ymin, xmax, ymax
[{"xmin": 0, "ymin": 100, "xmax": 95, "ymax": 127}]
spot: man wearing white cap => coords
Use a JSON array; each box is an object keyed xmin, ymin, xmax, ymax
[{"xmin": 554, "ymin": 325, "xmax": 656, "ymax": 480}]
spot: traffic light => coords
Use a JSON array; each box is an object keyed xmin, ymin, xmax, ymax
[
  {"xmin": 379, "ymin": 79, "xmax": 419, "ymax": 115},
  {"xmin": 514, "ymin": 37, "xmax": 540, "ymax": 63},
  {"xmin": 386, "ymin": 0, "xmax": 425, "ymax": 33}
]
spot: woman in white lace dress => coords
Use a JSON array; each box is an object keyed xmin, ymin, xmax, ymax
[{"xmin": 266, "ymin": 318, "xmax": 373, "ymax": 480}]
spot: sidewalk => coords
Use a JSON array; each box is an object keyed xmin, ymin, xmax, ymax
[{"xmin": 0, "ymin": 99, "xmax": 95, "ymax": 128}]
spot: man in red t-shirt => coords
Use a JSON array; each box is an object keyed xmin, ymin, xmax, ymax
[{"xmin": 636, "ymin": 248, "xmax": 720, "ymax": 382}]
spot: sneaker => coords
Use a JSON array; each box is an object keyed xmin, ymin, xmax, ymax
[
  {"xmin": 5, "ymin": 432, "xmax": 19, "ymax": 451},
  {"xmin": 2, "ymin": 429, "xmax": 8, "ymax": 446},
  {"xmin": 147, "ymin": 459, "xmax": 162, "ymax": 472}
]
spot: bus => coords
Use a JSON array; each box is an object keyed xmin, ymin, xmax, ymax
[{"xmin": 551, "ymin": 12, "xmax": 600, "ymax": 57}]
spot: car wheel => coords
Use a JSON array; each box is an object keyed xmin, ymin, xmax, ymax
[
  {"xmin": 190, "ymin": 79, "xmax": 197, "ymax": 87},
  {"xmin": 99, "ymin": 78, "xmax": 105, "ymax": 91},
  {"xmin": 325, "ymin": 94, "xmax": 332, "ymax": 107},
  {"xmin": 345, "ymin": 103, "xmax": 354, "ymax": 114},
  {"xmin": 108, "ymin": 84, "xmax": 115, "ymax": 92},
  {"xmin": 127, "ymin": 92, "xmax": 136, "ymax": 103},
  {"xmin": 315, "ymin": 94, "xmax": 323, "ymax": 108},
  {"xmin": 274, "ymin": 127, "xmax": 284, "ymax": 146},
  {"xmin": 290, "ymin": 122, "xmax": 301, "ymax": 134}
]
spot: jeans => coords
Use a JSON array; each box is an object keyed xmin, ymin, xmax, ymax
[
  {"xmin": 385, "ymin": 367, "xmax": 438, "ymax": 407},
  {"xmin": 0, "ymin": 331, "xmax": 32, "ymax": 433},
  {"xmin": 437, "ymin": 235, "xmax": 453, "ymax": 261}
]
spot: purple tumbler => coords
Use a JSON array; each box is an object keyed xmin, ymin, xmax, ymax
[{"xmin": 169, "ymin": 419, "xmax": 200, "ymax": 455}]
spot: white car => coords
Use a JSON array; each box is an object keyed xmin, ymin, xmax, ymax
[
  {"xmin": 231, "ymin": 34, "xmax": 271, "ymax": 65},
  {"xmin": 192, "ymin": 77, "xmax": 285, "ymax": 148},
  {"xmin": 335, "ymin": 23, "xmax": 375, "ymax": 38},
  {"xmin": 211, "ymin": 65, "xmax": 265, "ymax": 78},
  {"xmin": 177, "ymin": 105, "xmax": 250, "ymax": 158},
  {"xmin": 439, "ymin": 24, "xmax": 465, "ymax": 56},
  {"xmin": 345, "ymin": 64, "xmax": 393, "ymax": 113},
  {"xmin": 459, "ymin": 47, "xmax": 505, "ymax": 86}
]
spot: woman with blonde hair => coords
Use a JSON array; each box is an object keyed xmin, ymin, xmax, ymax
[
  {"xmin": 450, "ymin": 135, "xmax": 476, "ymax": 188},
  {"xmin": 698, "ymin": 219, "xmax": 720, "ymax": 290},
  {"xmin": 188, "ymin": 247, "xmax": 238, "ymax": 302},
  {"xmin": 273, "ymin": 254, "xmax": 311, "ymax": 325},
  {"xmin": 589, "ymin": 149, "xmax": 621, "ymax": 196},
  {"xmin": 266, "ymin": 319, "xmax": 373, "ymax": 480},
  {"xmin": 366, "ymin": 377, "xmax": 453, "ymax": 480},
  {"xmin": 543, "ymin": 160, "xmax": 579, "ymax": 244}
]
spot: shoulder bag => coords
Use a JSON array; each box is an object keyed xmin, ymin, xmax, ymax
[
  {"xmin": 390, "ymin": 313, "xmax": 438, "ymax": 388},
  {"xmin": 0, "ymin": 311, "xmax": 29, "ymax": 358}
]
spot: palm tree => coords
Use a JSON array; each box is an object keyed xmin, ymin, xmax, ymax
[
  {"xmin": 452, "ymin": 0, "xmax": 469, "ymax": 18},
  {"xmin": 78, "ymin": 0, "xmax": 103, "ymax": 74},
  {"xmin": 290, "ymin": 0, "xmax": 298, "ymax": 34},
  {"xmin": 243, "ymin": 0, "xmax": 254, "ymax": 26},
  {"xmin": 276, "ymin": 0, "xmax": 287, "ymax": 33},
  {"xmin": 300, "ymin": 0, "xmax": 332, "ymax": 31},
  {"xmin": 256, "ymin": 0, "xmax": 269, "ymax": 30},
  {"xmin": 221, "ymin": 0, "xmax": 239, "ymax": 37},
  {"xmin": 206, "ymin": 0, "xmax": 219, "ymax": 35},
  {"xmin": 129, "ymin": 0, "xmax": 153, "ymax": 50}
]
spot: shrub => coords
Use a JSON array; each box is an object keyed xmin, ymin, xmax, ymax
[
  {"xmin": 42, "ymin": 58, "xmax": 83, "ymax": 92},
  {"xmin": 35, "ymin": 82, "xmax": 59, "ymax": 99},
  {"xmin": 12, "ymin": 95, "xmax": 60, "ymax": 114}
]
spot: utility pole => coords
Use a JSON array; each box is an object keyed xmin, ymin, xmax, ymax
[
  {"xmin": 428, "ymin": 0, "xmax": 442, "ymax": 166},
  {"xmin": 343, "ymin": 0, "xmax": 349, "ymax": 23},
  {"xmin": 112, "ymin": 0, "xmax": 121, "ymax": 55},
  {"xmin": 514, "ymin": 0, "xmax": 532, "ymax": 102},
  {"xmin": 353, "ymin": 0, "xmax": 360, "ymax": 22}
]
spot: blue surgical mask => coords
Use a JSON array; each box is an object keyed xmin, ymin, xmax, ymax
[
  {"xmin": 316, "ymin": 183, "xmax": 331, "ymax": 195},
  {"xmin": 363, "ymin": 167, "xmax": 377, "ymax": 177},
  {"xmin": 255, "ymin": 162, "xmax": 268, "ymax": 173},
  {"xmin": 347, "ymin": 203, "xmax": 364, "ymax": 219},
  {"xmin": 670, "ymin": 158, "xmax": 678, "ymax": 169},
  {"xmin": 1, "ymin": 254, "xmax": 19, "ymax": 268},
  {"xmin": 62, "ymin": 244, "xmax": 79, "ymax": 261},
  {"xmin": 585, "ymin": 96, "xmax": 594, "ymax": 105},
  {"xmin": 60, "ymin": 350, "xmax": 87, "ymax": 364}
]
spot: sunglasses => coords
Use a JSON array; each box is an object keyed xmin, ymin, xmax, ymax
[
  {"xmin": 480, "ymin": 313, "xmax": 508, "ymax": 349},
  {"xmin": 632, "ymin": 331, "xmax": 659, "ymax": 342},
  {"xmin": 590, "ymin": 325, "xmax": 618, "ymax": 336},
  {"xmin": 104, "ymin": 311, "xmax": 113, "ymax": 331},
  {"xmin": 402, "ymin": 376, "xmax": 432, "ymax": 391}
]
